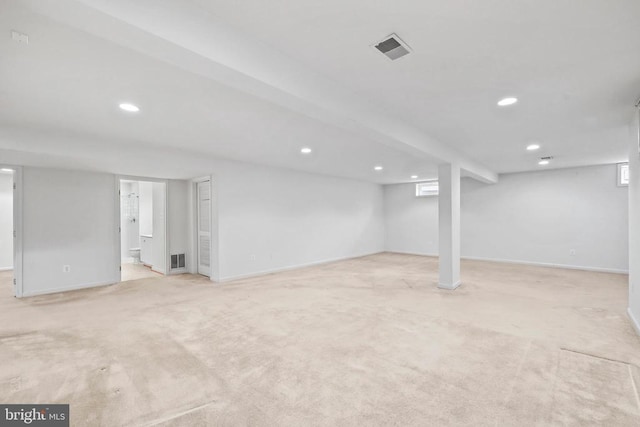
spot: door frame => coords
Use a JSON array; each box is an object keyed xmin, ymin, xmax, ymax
[
  {"xmin": 115, "ymin": 175, "xmax": 169, "ymax": 282},
  {"xmin": 1, "ymin": 165, "xmax": 23, "ymax": 297},
  {"xmin": 192, "ymin": 175, "xmax": 217, "ymax": 281}
]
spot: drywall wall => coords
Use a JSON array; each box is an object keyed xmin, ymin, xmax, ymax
[
  {"xmin": 17, "ymin": 159, "xmax": 379, "ymax": 293},
  {"xmin": 628, "ymin": 111, "xmax": 640, "ymax": 334},
  {"xmin": 0, "ymin": 173, "xmax": 12, "ymax": 270},
  {"xmin": 167, "ymin": 179, "xmax": 189, "ymax": 273},
  {"xmin": 209, "ymin": 161, "xmax": 385, "ymax": 281},
  {"xmin": 384, "ymin": 183, "xmax": 438, "ymax": 256},
  {"xmin": 384, "ymin": 164, "xmax": 628, "ymax": 273},
  {"xmin": 22, "ymin": 167, "xmax": 119, "ymax": 295},
  {"xmin": 20, "ymin": 167, "xmax": 191, "ymax": 295},
  {"xmin": 16, "ymin": 158, "xmax": 382, "ymax": 291},
  {"xmin": 151, "ymin": 182, "xmax": 166, "ymax": 274}
]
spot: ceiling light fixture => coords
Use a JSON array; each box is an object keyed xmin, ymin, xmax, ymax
[
  {"xmin": 411, "ymin": 175, "xmax": 418, "ymax": 179},
  {"xmin": 526, "ymin": 144, "xmax": 540, "ymax": 151},
  {"xmin": 497, "ymin": 97, "xmax": 518, "ymax": 107},
  {"xmin": 1, "ymin": 168, "xmax": 13, "ymax": 172},
  {"xmin": 374, "ymin": 166, "xmax": 384, "ymax": 171},
  {"xmin": 300, "ymin": 147, "xmax": 312, "ymax": 154},
  {"xmin": 119, "ymin": 103, "xmax": 140, "ymax": 112}
]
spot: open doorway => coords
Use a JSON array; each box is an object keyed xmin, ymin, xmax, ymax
[
  {"xmin": 0, "ymin": 167, "xmax": 14, "ymax": 297},
  {"xmin": 0, "ymin": 165, "xmax": 21, "ymax": 297},
  {"xmin": 119, "ymin": 178, "xmax": 167, "ymax": 282},
  {"xmin": 196, "ymin": 179, "xmax": 211, "ymax": 278}
]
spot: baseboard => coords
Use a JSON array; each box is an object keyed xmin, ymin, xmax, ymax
[
  {"xmin": 385, "ymin": 250, "xmax": 438, "ymax": 258},
  {"xmin": 385, "ymin": 251, "xmax": 628, "ymax": 274},
  {"xmin": 628, "ymin": 307, "xmax": 640, "ymax": 337},
  {"xmin": 21, "ymin": 280, "xmax": 116, "ymax": 298},
  {"xmin": 438, "ymin": 281, "xmax": 461, "ymax": 290},
  {"xmin": 0, "ymin": 267, "xmax": 13, "ymax": 272},
  {"xmin": 460, "ymin": 255, "xmax": 629, "ymax": 275},
  {"xmin": 219, "ymin": 251, "xmax": 384, "ymax": 282}
]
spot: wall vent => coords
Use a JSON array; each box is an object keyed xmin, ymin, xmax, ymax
[
  {"xmin": 373, "ymin": 33, "xmax": 411, "ymax": 60},
  {"xmin": 171, "ymin": 254, "xmax": 186, "ymax": 270}
]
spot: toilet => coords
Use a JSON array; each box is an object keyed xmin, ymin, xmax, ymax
[{"xmin": 129, "ymin": 247, "xmax": 141, "ymax": 264}]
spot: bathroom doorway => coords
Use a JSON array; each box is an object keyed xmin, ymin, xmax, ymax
[{"xmin": 118, "ymin": 178, "xmax": 167, "ymax": 282}]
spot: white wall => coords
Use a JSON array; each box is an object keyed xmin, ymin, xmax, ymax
[
  {"xmin": 22, "ymin": 168, "xmax": 119, "ymax": 296},
  {"xmin": 18, "ymin": 162, "xmax": 384, "ymax": 291},
  {"xmin": 168, "ymin": 179, "xmax": 189, "ymax": 273},
  {"xmin": 208, "ymin": 161, "xmax": 385, "ymax": 281},
  {"xmin": 628, "ymin": 111, "xmax": 640, "ymax": 334},
  {"xmin": 384, "ymin": 183, "xmax": 438, "ymax": 256},
  {"xmin": 384, "ymin": 164, "xmax": 628, "ymax": 273},
  {"xmin": 19, "ymin": 167, "xmax": 192, "ymax": 295},
  {"xmin": 0, "ymin": 173, "xmax": 13, "ymax": 270},
  {"xmin": 151, "ymin": 182, "xmax": 166, "ymax": 274}
]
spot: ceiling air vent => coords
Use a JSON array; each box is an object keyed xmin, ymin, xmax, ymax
[{"xmin": 373, "ymin": 33, "xmax": 411, "ymax": 60}]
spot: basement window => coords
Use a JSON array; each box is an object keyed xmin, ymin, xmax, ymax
[
  {"xmin": 416, "ymin": 181, "xmax": 439, "ymax": 197},
  {"xmin": 618, "ymin": 163, "xmax": 629, "ymax": 187}
]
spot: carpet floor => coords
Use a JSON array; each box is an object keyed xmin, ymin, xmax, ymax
[{"xmin": 0, "ymin": 253, "xmax": 639, "ymax": 426}]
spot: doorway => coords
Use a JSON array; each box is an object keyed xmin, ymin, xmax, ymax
[
  {"xmin": 119, "ymin": 178, "xmax": 167, "ymax": 282},
  {"xmin": 0, "ymin": 168, "xmax": 14, "ymax": 296},
  {"xmin": 197, "ymin": 179, "xmax": 211, "ymax": 277},
  {"xmin": 0, "ymin": 165, "xmax": 22, "ymax": 297}
]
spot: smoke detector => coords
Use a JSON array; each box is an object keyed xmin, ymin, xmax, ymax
[{"xmin": 373, "ymin": 33, "xmax": 412, "ymax": 61}]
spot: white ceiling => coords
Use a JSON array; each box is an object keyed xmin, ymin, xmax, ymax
[
  {"xmin": 1, "ymin": 0, "xmax": 639, "ymax": 182},
  {"xmin": 193, "ymin": 0, "xmax": 640, "ymax": 172}
]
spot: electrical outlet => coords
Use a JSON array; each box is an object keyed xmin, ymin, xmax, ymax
[
  {"xmin": 569, "ymin": 249, "xmax": 576, "ymax": 256},
  {"xmin": 63, "ymin": 265, "xmax": 71, "ymax": 273},
  {"xmin": 250, "ymin": 254, "xmax": 256, "ymax": 261}
]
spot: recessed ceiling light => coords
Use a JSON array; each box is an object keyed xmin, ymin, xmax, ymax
[
  {"xmin": 374, "ymin": 166, "xmax": 383, "ymax": 171},
  {"xmin": 411, "ymin": 175, "xmax": 418, "ymax": 179},
  {"xmin": 300, "ymin": 147, "xmax": 312, "ymax": 154},
  {"xmin": 526, "ymin": 144, "xmax": 540, "ymax": 151},
  {"xmin": 497, "ymin": 97, "xmax": 518, "ymax": 106},
  {"xmin": 119, "ymin": 103, "xmax": 140, "ymax": 112},
  {"xmin": 1, "ymin": 168, "xmax": 13, "ymax": 172},
  {"xmin": 538, "ymin": 159, "xmax": 550, "ymax": 166}
]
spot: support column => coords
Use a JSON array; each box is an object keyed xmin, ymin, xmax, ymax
[{"xmin": 438, "ymin": 163, "xmax": 461, "ymax": 290}]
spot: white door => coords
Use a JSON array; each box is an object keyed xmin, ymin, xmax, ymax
[{"xmin": 197, "ymin": 180, "xmax": 211, "ymax": 277}]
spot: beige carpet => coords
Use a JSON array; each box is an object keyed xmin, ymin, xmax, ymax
[{"xmin": 0, "ymin": 253, "xmax": 639, "ymax": 426}]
